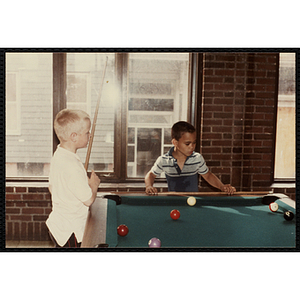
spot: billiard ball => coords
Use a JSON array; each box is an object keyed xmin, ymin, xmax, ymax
[
  {"xmin": 284, "ymin": 211, "xmax": 294, "ymax": 221},
  {"xmin": 148, "ymin": 237, "xmax": 161, "ymax": 248},
  {"xmin": 117, "ymin": 224, "xmax": 129, "ymax": 236},
  {"xmin": 170, "ymin": 209, "xmax": 180, "ymax": 220},
  {"xmin": 187, "ymin": 196, "xmax": 196, "ymax": 206},
  {"xmin": 269, "ymin": 202, "xmax": 279, "ymax": 212}
]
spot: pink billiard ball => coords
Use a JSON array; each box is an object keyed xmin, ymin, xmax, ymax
[
  {"xmin": 148, "ymin": 237, "xmax": 161, "ymax": 248},
  {"xmin": 170, "ymin": 209, "xmax": 180, "ymax": 220}
]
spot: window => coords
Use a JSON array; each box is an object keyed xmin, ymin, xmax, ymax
[
  {"xmin": 5, "ymin": 52, "xmax": 191, "ymax": 180},
  {"xmin": 274, "ymin": 53, "xmax": 295, "ymax": 180},
  {"xmin": 127, "ymin": 53, "xmax": 190, "ymax": 178}
]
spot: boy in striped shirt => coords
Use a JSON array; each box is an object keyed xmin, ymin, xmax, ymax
[{"xmin": 145, "ymin": 121, "xmax": 235, "ymax": 195}]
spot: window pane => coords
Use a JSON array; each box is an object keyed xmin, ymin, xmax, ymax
[
  {"xmin": 274, "ymin": 53, "xmax": 295, "ymax": 179},
  {"xmin": 127, "ymin": 53, "xmax": 190, "ymax": 178},
  {"xmin": 6, "ymin": 53, "xmax": 53, "ymax": 178},
  {"xmin": 66, "ymin": 53, "xmax": 115, "ymax": 172}
]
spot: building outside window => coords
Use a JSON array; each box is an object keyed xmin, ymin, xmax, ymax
[
  {"xmin": 274, "ymin": 53, "xmax": 295, "ymax": 180},
  {"xmin": 6, "ymin": 53, "xmax": 53, "ymax": 178}
]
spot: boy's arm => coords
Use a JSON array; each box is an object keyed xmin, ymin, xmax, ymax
[
  {"xmin": 145, "ymin": 171, "xmax": 158, "ymax": 195},
  {"xmin": 83, "ymin": 170, "xmax": 101, "ymax": 207},
  {"xmin": 201, "ymin": 171, "xmax": 236, "ymax": 195}
]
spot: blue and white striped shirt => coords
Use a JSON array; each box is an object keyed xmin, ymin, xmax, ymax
[{"xmin": 150, "ymin": 146, "xmax": 209, "ymax": 192}]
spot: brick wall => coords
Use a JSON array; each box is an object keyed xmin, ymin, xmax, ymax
[
  {"xmin": 6, "ymin": 186, "xmax": 52, "ymax": 241},
  {"xmin": 199, "ymin": 52, "xmax": 279, "ymax": 192}
]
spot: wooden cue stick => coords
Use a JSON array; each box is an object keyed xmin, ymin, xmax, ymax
[
  {"xmin": 157, "ymin": 191, "xmax": 271, "ymax": 196},
  {"xmin": 84, "ymin": 56, "xmax": 108, "ymax": 171},
  {"xmin": 106, "ymin": 191, "xmax": 271, "ymax": 197}
]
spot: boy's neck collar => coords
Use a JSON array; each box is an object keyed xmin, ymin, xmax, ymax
[{"xmin": 59, "ymin": 143, "xmax": 77, "ymax": 154}]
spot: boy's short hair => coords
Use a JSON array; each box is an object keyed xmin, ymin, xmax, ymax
[
  {"xmin": 171, "ymin": 121, "xmax": 196, "ymax": 140},
  {"xmin": 54, "ymin": 109, "xmax": 90, "ymax": 142}
]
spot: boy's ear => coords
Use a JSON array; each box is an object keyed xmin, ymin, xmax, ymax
[
  {"xmin": 70, "ymin": 132, "xmax": 77, "ymax": 142},
  {"xmin": 172, "ymin": 138, "xmax": 178, "ymax": 147}
]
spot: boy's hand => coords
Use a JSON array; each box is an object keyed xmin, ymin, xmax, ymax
[
  {"xmin": 146, "ymin": 186, "xmax": 158, "ymax": 195},
  {"xmin": 88, "ymin": 170, "xmax": 100, "ymax": 190},
  {"xmin": 222, "ymin": 184, "xmax": 236, "ymax": 195}
]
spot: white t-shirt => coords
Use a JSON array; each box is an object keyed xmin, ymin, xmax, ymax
[{"xmin": 46, "ymin": 145, "xmax": 92, "ymax": 246}]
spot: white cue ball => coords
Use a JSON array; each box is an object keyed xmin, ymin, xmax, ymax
[
  {"xmin": 269, "ymin": 202, "xmax": 279, "ymax": 212},
  {"xmin": 187, "ymin": 196, "xmax": 196, "ymax": 206}
]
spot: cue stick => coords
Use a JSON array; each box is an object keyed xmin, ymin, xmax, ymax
[
  {"xmin": 104, "ymin": 191, "xmax": 271, "ymax": 197},
  {"xmin": 84, "ymin": 56, "xmax": 108, "ymax": 171},
  {"xmin": 157, "ymin": 191, "xmax": 271, "ymax": 197}
]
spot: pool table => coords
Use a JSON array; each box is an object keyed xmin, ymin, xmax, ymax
[{"xmin": 81, "ymin": 192, "xmax": 296, "ymax": 249}]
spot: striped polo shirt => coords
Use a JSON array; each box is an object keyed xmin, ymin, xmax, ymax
[{"xmin": 150, "ymin": 146, "xmax": 209, "ymax": 192}]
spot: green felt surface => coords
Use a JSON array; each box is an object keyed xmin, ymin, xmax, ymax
[{"xmin": 105, "ymin": 196, "xmax": 295, "ymax": 248}]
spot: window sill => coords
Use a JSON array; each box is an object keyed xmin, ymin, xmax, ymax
[
  {"xmin": 5, "ymin": 181, "xmax": 168, "ymax": 189},
  {"xmin": 271, "ymin": 182, "xmax": 295, "ymax": 189}
]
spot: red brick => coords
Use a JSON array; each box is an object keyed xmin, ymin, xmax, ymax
[
  {"xmin": 33, "ymin": 215, "xmax": 48, "ymax": 222},
  {"xmin": 256, "ymin": 78, "xmax": 275, "ymax": 85},
  {"xmin": 14, "ymin": 223, "xmax": 20, "ymax": 239},
  {"xmin": 16, "ymin": 187, "xmax": 27, "ymax": 193},
  {"xmin": 214, "ymin": 98, "xmax": 234, "ymax": 105},
  {"xmin": 22, "ymin": 194, "xmax": 45, "ymax": 200},
  {"xmin": 202, "ymin": 133, "xmax": 223, "ymax": 140},
  {"xmin": 6, "ymin": 187, "xmax": 14, "ymax": 193},
  {"xmin": 21, "ymin": 222, "xmax": 27, "ymax": 240},
  {"xmin": 204, "ymin": 105, "xmax": 223, "ymax": 112},
  {"xmin": 205, "ymin": 76, "xmax": 223, "ymax": 83},
  {"xmin": 10, "ymin": 215, "xmax": 32, "ymax": 221},
  {"xmin": 202, "ymin": 147, "xmax": 222, "ymax": 154},
  {"xmin": 214, "ymin": 83, "xmax": 235, "ymax": 90},
  {"xmin": 212, "ymin": 140, "xmax": 232, "ymax": 146},
  {"xmin": 213, "ymin": 112, "xmax": 234, "ymax": 119},
  {"xmin": 34, "ymin": 223, "xmax": 41, "ymax": 238},
  {"xmin": 28, "ymin": 187, "xmax": 49, "ymax": 193},
  {"xmin": 6, "ymin": 194, "xmax": 22, "ymax": 200},
  {"xmin": 22, "ymin": 208, "xmax": 44, "ymax": 214},
  {"xmin": 45, "ymin": 208, "xmax": 52, "ymax": 214},
  {"xmin": 214, "ymin": 69, "xmax": 235, "ymax": 76},
  {"xmin": 6, "ymin": 208, "xmax": 21, "ymax": 214},
  {"xmin": 212, "ymin": 126, "xmax": 233, "ymax": 133},
  {"xmin": 6, "ymin": 222, "xmax": 13, "ymax": 239},
  {"xmin": 27, "ymin": 201, "xmax": 49, "ymax": 207},
  {"xmin": 15, "ymin": 202, "xmax": 26, "ymax": 207},
  {"xmin": 28, "ymin": 222, "xmax": 34, "ymax": 240}
]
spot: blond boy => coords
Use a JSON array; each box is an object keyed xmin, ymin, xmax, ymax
[{"xmin": 46, "ymin": 109, "xmax": 100, "ymax": 248}]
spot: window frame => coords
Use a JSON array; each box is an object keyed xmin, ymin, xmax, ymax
[{"xmin": 4, "ymin": 52, "xmax": 201, "ymax": 182}]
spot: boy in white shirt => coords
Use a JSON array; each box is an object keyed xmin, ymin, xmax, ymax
[{"xmin": 46, "ymin": 109, "xmax": 100, "ymax": 248}]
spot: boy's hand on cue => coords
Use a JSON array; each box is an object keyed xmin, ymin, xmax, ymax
[
  {"xmin": 146, "ymin": 186, "xmax": 158, "ymax": 195},
  {"xmin": 222, "ymin": 184, "xmax": 236, "ymax": 195},
  {"xmin": 89, "ymin": 170, "xmax": 100, "ymax": 189}
]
